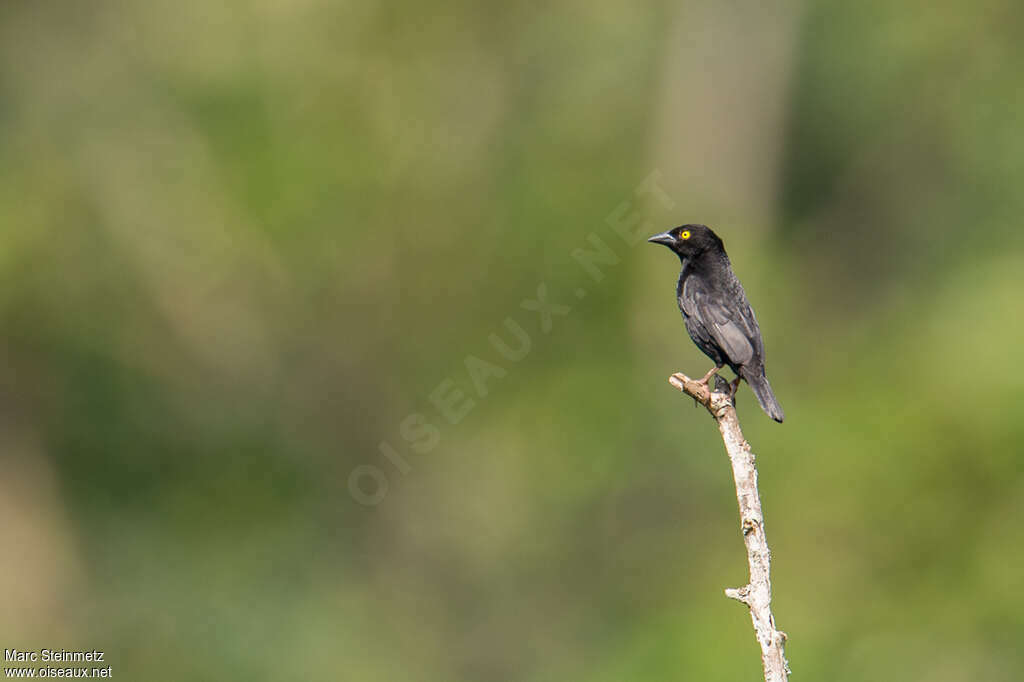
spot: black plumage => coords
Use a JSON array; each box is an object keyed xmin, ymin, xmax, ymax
[{"xmin": 649, "ymin": 224, "xmax": 784, "ymax": 423}]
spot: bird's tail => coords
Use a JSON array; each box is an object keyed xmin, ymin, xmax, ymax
[{"xmin": 741, "ymin": 369, "xmax": 785, "ymax": 423}]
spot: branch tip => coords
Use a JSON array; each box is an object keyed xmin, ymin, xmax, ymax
[{"xmin": 724, "ymin": 586, "xmax": 751, "ymax": 605}]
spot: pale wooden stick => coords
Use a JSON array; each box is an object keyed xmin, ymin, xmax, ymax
[{"xmin": 668, "ymin": 372, "xmax": 790, "ymax": 682}]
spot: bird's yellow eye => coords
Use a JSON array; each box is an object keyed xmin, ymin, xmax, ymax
[{"xmin": 680, "ymin": 230, "xmax": 691, "ymax": 240}]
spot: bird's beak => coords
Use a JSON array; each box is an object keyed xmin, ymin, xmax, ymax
[{"xmin": 647, "ymin": 231, "xmax": 676, "ymax": 246}]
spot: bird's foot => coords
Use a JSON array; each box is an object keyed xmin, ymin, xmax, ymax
[
  {"xmin": 695, "ymin": 365, "xmax": 722, "ymax": 387},
  {"xmin": 702, "ymin": 375, "xmax": 734, "ymax": 413}
]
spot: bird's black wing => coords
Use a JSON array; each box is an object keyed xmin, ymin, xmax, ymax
[{"xmin": 681, "ymin": 275, "xmax": 760, "ymax": 368}]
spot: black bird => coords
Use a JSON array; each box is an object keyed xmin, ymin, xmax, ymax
[{"xmin": 648, "ymin": 224, "xmax": 784, "ymax": 423}]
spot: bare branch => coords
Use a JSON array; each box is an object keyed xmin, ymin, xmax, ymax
[{"xmin": 668, "ymin": 372, "xmax": 790, "ymax": 682}]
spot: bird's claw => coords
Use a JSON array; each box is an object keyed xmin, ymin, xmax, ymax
[
  {"xmin": 729, "ymin": 376, "xmax": 742, "ymax": 399},
  {"xmin": 696, "ymin": 365, "xmax": 722, "ymax": 387}
]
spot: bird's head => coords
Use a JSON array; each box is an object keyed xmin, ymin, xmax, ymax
[{"xmin": 647, "ymin": 224, "xmax": 724, "ymax": 260}]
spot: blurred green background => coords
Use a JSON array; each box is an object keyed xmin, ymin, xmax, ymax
[{"xmin": 2, "ymin": 1, "xmax": 1023, "ymax": 680}]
